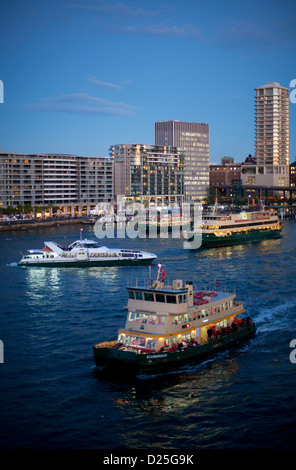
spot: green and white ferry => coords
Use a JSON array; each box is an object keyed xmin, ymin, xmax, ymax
[
  {"xmin": 93, "ymin": 264, "xmax": 256, "ymax": 374},
  {"xmin": 186, "ymin": 203, "xmax": 282, "ymax": 248}
]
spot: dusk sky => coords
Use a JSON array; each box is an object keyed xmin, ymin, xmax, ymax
[{"xmin": 0, "ymin": 0, "xmax": 295, "ymax": 163}]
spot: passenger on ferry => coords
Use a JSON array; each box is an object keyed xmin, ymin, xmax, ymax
[{"xmin": 231, "ymin": 321, "xmax": 238, "ymax": 331}]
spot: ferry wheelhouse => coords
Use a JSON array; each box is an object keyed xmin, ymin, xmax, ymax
[{"xmin": 93, "ymin": 264, "xmax": 256, "ymax": 374}]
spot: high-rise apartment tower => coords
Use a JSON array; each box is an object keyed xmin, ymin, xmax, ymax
[{"xmin": 254, "ymin": 82, "xmax": 289, "ymax": 186}]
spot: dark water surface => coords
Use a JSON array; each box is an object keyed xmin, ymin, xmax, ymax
[{"xmin": 0, "ymin": 221, "xmax": 296, "ymax": 449}]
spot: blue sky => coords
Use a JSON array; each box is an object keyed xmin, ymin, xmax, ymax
[{"xmin": 0, "ymin": 0, "xmax": 295, "ymax": 163}]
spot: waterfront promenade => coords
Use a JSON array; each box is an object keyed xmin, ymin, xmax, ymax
[{"xmin": 0, "ymin": 217, "xmax": 85, "ymax": 231}]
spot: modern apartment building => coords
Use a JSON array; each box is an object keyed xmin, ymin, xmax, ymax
[
  {"xmin": 155, "ymin": 120, "xmax": 209, "ymax": 201},
  {"xmin": 0, "ymin": 152, "xmax": 113, "ymax": 212},
  {"xmin": 110, "ymin": 144, "xmax": 185, "ymax": 206},
  {"xmin": 242, "ymin": 82, "xmax": 289, "ymax": 188}
]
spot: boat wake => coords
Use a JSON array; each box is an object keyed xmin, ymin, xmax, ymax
[{"xmin": 255, "ymin": 296, "xmax": 296, "ymax": 332}]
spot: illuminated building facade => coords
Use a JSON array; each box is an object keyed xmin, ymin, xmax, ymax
[
  {"xmin": 110, "ymin": 144, "xmax": 184, "ymax": 205},
  {"xmin": 243, "ymin": 82, "xmax": 290, "ymax": 188},
  {"xmin": 0, "ymin": 152, "xmax": 113, "ymax": 212},
  {"xmin": 155, "ymin": 120, "xmax": 209, "ymax": 201}
]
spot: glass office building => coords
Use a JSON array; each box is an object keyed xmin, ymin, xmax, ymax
[{"xmin": 155, "ymin": 120, "xmax": 209, "ymax": 201}]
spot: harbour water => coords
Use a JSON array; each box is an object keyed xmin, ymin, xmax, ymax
[{"xmin": 0, "ymin": 220, "xmax": 296, "ymax": 450}]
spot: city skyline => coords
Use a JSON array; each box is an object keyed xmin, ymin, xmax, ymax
[{"xmin": 0, "ymin": 0, "xmax": 295, "ymax": 163}]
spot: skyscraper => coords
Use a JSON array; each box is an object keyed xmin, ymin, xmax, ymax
[
  {"xmin": 254, "ymin": 82, "xmax": 290, "ymax": 186},
  {"xmin": 155, "ymin": 120, "xmax": 209, "ymax": 201}
]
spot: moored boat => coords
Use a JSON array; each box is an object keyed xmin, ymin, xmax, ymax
[
  {"xmin": 18, "ymin": 236, "xmax": 157, "ymax": 267},
  {"xmin": 81, "ymin": 218, "xmax": 97, "ymax": 225},
  {"xmin": 93, "ymin": 264, "xmax": 256, "ymax": 374},
  {"xmin": 138, "ymin": 208, "xmax": 191, "ymax": 235}
]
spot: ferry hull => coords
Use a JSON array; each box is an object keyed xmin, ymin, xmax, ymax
[
  {"xmin": 200, "ymin": 227, "xmax": 282, "ymax": 248},
  {"xmin": 18, "ymin": 257, "xmax": 155, "ymax": 267},
  {"xmin": 93, "ymin": 323, "xmax": 256, "ymax": 374}
]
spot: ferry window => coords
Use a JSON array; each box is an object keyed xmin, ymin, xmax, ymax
[
  {"xmin": 144, "ymin": 292, "xmax": 154, "ymax": 301},
  {"xmin": 147, "ymin": 339, "xmax": 156, "ymax": 349},
  {"xmin": 166, "ymin": 295, "xmax": 176, "ymax": 304},
  {"xmin": 141, "ymin": 314, "xmax": 149, "ymax": 323},
  {"xmin": 118, "ymin": 334, "xmax": 125, "ymax": 343},
  {"xmin": 124, "ymin": 335, "xmax": 131, "ymax": 345},
  {"xmin": 135, "ymin": 313, "xmax": 141, "ymax": 322},
  {"xmin": 172, "ymin": 316, "xmax": 178, "ymax": 325},
  {"xmin": 128, "ymin": 311, "xmax": 134, "ymax": 321},
  {"xmin": 157, "ymin": 315, "xmax": 165, "ymax": 325},
  {"xmin": 138, "ymin": 337, "xmax": 146, "ymax": 348},
  {"xmin": 128, "ymin": 291, "xmax": 135, "ymax": 299},
  {"xmin": 149, "ymin": 315, "xmax": 157, "ymax": 324},
  {"xmin": 130, "ymin": 336, "xmax": 138, "ymax": 346},
  {"xmin": 229, "ymin": 300, "xmax": 233, "ymax": 308},
  {"xmin": 178, "ymin": 295, "xmax": 184, "ymax": 304},
  {"xmin": 135, "ymin": 291, "xmax": 143, "ymax": 300},
  {"xmin": 156, "ymin": 293, "xmax": 165, "ymax": 303},
  {"xmin": 164, "ymin": 339, "xmax": 170, "ymax": 348},
  {"xmin": 182, "ymin": 333, "xmax": 191, "ymax": 343}
]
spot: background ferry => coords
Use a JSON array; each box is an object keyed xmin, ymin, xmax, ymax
[
  {"xmin": 18, "ymin": 237, "xmax": 157, "ymax": 267},
  {"xmin": 185, "ymin": 202, "xmax": 282, "ymax": 248}
]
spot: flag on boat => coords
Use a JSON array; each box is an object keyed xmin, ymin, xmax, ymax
[
  {"xmin": 215, "ymin": 279, "xmax": 220, "ymax": 287},
  {"xmin": 161, "ymin": 269, "xmax": 166, "ymax": 280}
]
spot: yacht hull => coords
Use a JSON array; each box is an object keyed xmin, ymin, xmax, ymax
[{"xmin": 18, "ymin": 257, "xmax": 155, "ymax": 267}]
